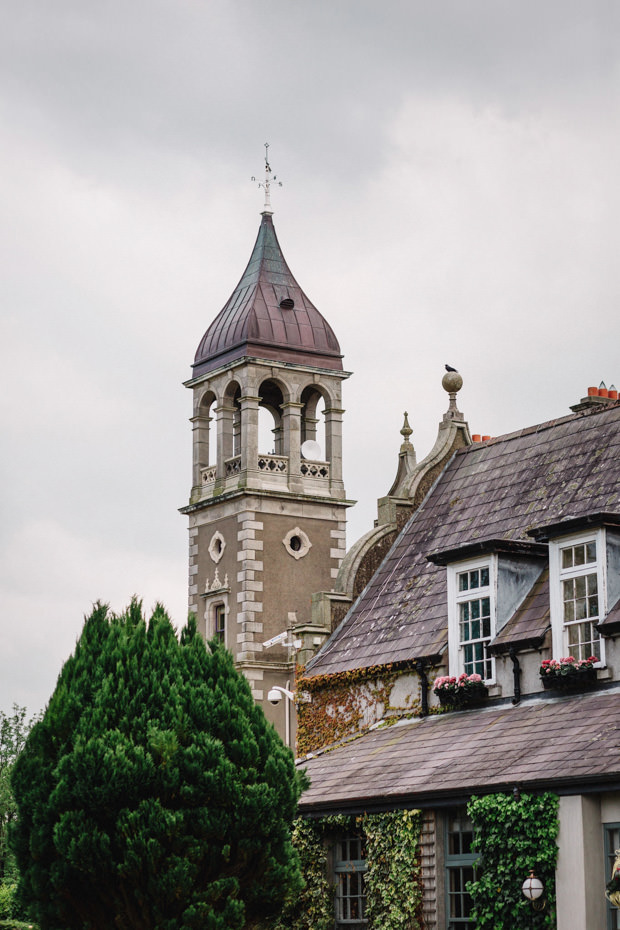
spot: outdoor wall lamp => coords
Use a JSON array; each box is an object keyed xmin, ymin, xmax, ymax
[
  {"xmin": 266, "ymin": 685, "xmax": 311, "ymax": 749},
  {"xmin": 522, "ymin": 869, "xmax": 545, "ymax": 911}
]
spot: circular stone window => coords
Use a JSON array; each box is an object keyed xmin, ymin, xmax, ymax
[
  {"xmin": 208, "ymin": 530, "xmax": 226, "ymax": 564},
  {"xmin": 283, "ymin": 527, "xmax": 312, "ymax": 560}
]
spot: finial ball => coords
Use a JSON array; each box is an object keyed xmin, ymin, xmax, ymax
[{"xmin": 442, "ymin": 370, "xmax": 463, "ymax": 394}]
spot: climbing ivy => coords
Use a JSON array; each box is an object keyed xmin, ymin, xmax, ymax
[
  {"xmin": 296, "ymin": 663, "xmax": 422, "ymax": 756},
  {"xmin": 269, "ymin": 817, "xmax": 333, "ymax": 930},
  {"xmin": 364, "ymin": 809, "xmax": 423, "ymax": 930},
  {"xmin": 261, "ymin": 810, "xmax": 423, "ymax": 930},
  {"xmin": 467, "ymin": 792, "xmax": 559, "ymax": 930}
]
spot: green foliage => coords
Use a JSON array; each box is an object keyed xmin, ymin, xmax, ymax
[
  {"xmin": 1, "ymin": 706, "xmax": 40, "ymax": 924},
  {"xmin": 269, "ymin": 818, "xmax": 333, "ymax": 930},
  {"xmin": 0, "ymin": 706, "xmax": 40, "ymax": 884},
  {"xmin": 0, "ymin": 882, "xmax": 16, "ymax": 920},
  {"xmin": 0, "ymin": 921, "xmax": 38, "ymax": 930},
  {"xmin": 11, "ymin": 600, "xmax": 305, "ymax": 930},
  {"xmin": 264, "ymin": 810, "xmax": 422, "ymax": 930},
  {"xmin": 467, "ymin": 792, "xmax": 559, "ymax": 930},
  {"xmin": 364, "ymin": 809, "xmax": 423, "ymax": 930}
]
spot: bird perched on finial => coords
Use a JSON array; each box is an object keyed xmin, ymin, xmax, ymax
[{"xmin": 445, "ymin": 364, "xmax": 458, "ymax": 372}]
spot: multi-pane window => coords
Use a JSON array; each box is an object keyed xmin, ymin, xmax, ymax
[
  {"xmin": 445, "ymin": 808, "xmax": 477, "ymax": 929},
  {"xmin": 334, "ymin": 832, "xmax": 367, "ymax": 929},
  {"xmin": 457, "ymin": 565, "xmax": 493, "ymax": 680},
  {"xmin": 604, "ymin": 823, "xmax": 620, "ymax": 930},
  {"xmin": 559, "ymin": 539, "xmax": 601, "ymax": 661},
  {"xmin": 214, "ymin": 604, "xmax": 226, "ymax": 645}
]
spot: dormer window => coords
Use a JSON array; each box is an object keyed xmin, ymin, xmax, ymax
[
  {"xmin": 447, "ymin": 557, "xmax": 497, "ymax": 683},
  {"xmin": 550, "ymin": 531, "xmax": 605, "ymax": 663}
]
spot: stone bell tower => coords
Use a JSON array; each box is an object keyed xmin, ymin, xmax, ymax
[{"xmin": 181, "ymin": 160, "xmax": 352, "ymax": 743}]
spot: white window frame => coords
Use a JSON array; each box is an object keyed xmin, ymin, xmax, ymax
[
  {"xmin": 549, "ymin": 529, "xmax": 606, "ymax": 665},
  {"xmin": 447, "ymin": 555, "xmax": 497, "ymax": 684}
]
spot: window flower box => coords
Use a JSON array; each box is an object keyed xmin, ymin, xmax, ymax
[
  {"xmin": 433, "ymin": 673, "xmax": 488, "ymax": 709},
  {"xmin": 539, "ymin": 656, "xmax": 598, "ymax": 692}
]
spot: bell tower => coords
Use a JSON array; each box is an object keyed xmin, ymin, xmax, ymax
[{"xmin": 181, "ymin": 162, "xmax": 351, "ymax": 744}]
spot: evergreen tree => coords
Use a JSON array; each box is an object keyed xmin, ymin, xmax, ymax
[{"xmin": 11, "ymin": 600, "xmax": 306, "ymax": 930}]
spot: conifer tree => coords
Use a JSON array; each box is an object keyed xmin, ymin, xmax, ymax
[{"xmin": 11, "ymin": 600, "xmax": 306, "ymax": 930}]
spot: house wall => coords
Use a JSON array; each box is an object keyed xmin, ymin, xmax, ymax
[
  {"xmin": 297, "ymin": 669, "xmax": 424, "ymax": 755},
  {"xmin": 602, "ymin": 636, "xmax": 620, "ymax": 681},
  {"xmin": 556, "ymin": 795, "xmax": 606, "ymax": 930}
]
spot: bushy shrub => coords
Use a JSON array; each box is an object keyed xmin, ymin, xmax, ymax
[{"xmin": 11, "ymin": 601, "xmax": 306, "ymax": 930}]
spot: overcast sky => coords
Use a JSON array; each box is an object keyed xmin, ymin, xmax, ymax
[{"xmin": 1, "ymin": 0, "xmax": 619, "ymax": 717}]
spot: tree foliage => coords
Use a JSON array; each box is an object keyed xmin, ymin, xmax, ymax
[
  {"xmin": 1, "ymin": 705, "xmax": 40, "ymax": 921},
  {"xmin": 467, "ymin": 792, "xmax": 559, "ymax": 930},
  {"xmin": 11, "ymin": 600, "xmax": 306, "ymax": 930},
  {"xmin": 1, "ymin": 706, "xmax": 39, "ymax": 882}
]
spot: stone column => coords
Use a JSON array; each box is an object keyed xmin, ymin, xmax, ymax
[
  {"xmin": 239, "ymin": 395, "xmax": 261, "ymax": 482},
  {"xmin": 215, "ymin": 404, "xmax": 236, "ymax": 479},
  {"xmin": 302, "ymin": 415, "xmax": 319, "ymax": 445},
  {"xmin": 281, "ymin": 402, "xmax": 304, "ymax": 492},
  {"xmin": 190, "ymin": 413, "xmax": 212, "ymax": 488},
  {"xmin": 324, "ymin": 406, "xmax": 345, "ymax": 494}
]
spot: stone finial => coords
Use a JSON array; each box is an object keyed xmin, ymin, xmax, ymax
[
  {"xmin": 441, "ymin": 368, "xmax": 464, "ymax": 422},
  {"xmin": 400, "ymin": 411, "xmax": 414, "ymax": 451}
]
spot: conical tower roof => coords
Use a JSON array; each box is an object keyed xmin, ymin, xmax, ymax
[{"xmin": 192, "ymin": 214, "xmax": 343, "ymax": 377}]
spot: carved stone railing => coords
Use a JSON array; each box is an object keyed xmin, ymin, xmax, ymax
[
  {"xmin": 200, "ymin": 465, "xmax": 217, "ymax": 485},
  {"xmin": 225, "ymin": 456, "xmax": 242, "ymax": 476},
  {"xmin": 300, "ymin": 460, "xmax": 330, "ymax": 479},
  {"xmin": 204, "ymin": 455, "xmax": 329, "ymax": 482},
  {"xmin": 257, "ymin": 454, "xmax": 288, "ymax": 474}
]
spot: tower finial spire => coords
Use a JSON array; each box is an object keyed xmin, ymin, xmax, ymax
[{"xmin": 251, "ymin": 142, "xmax": 283, "ymax": 215}]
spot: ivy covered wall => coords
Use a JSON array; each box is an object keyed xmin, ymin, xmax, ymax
[
  {"xmin": 296, "ymin": 665, "xmax": 424, "ymax": 755},
  {"xmin": 262, "ymin": 810, "xmax": 424, "ymax": 930},
  {"xmin": 262, "ymin": 793, "xmax": 560, "ymax": 930},
  {"xmin": 467, "ymin": 792, "xmax": 559, "ymax": 930}
]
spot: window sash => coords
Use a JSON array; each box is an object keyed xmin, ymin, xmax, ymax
[
  {"xmin": 550, "ymin": 531, "xmax": 605, "ymax": 664},
  {"xmin": 448, "ymin": 557, "xmax": 496, "ymax": 682},
  {"xmin": 334, "ymin": 834, "xmax": 367, "ymax": 929},
  {"xmin": 214, "ymin": 604, "xmax": 226, "ymax": 644},
  {"xmin": 445, "ymin": 809, "xmax": 477, "ymax": 930}
]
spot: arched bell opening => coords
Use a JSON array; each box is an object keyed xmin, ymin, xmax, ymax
[
  {"xmin": 221, "ymin": 380, "xmax": 242, "ymax": 465},
  {"xmin": 258, "ymin": 379, "xmax": 285, "ymax": 456},
  {"xmin": 301, "ymin": 385, "xmax": 328, "ymax": 463},
  {"xmin": 193, "ymin": 389, "xmax": 217, "ymax": 486}
]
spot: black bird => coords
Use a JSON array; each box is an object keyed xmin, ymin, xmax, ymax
[{"xmin": 445, "ymin": 364, "xmax": 458, "ymax": 372}]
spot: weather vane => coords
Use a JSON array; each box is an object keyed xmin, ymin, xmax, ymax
[{"xmin": 251, "ymin": 142, "xmax": 282, "ymax": 214}]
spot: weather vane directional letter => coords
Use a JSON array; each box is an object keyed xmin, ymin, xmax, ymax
[{"xmin": 251, "ymin": 142, "xmax": 283, "ymax": 214}]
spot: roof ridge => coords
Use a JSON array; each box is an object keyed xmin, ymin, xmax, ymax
[{"xmin": 460, "ymin": 397, "xmax": 620, "ymax": 452}]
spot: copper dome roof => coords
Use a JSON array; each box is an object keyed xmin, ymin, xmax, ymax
[{"xmin": 192, "ymin": 214, "xmax": 343, "ymax": 377}]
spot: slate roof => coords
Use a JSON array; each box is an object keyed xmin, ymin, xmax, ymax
[
  {"xmin": 305, "ymin": 401, "xmax": 620, "ymax": 678},
  {"xmin": 192, "ymin": 214, "xmax": 343, "ymax": 377},
  {"xmin": 298, "ymin": 687, "xmax": 620, "ymax": 813}
]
